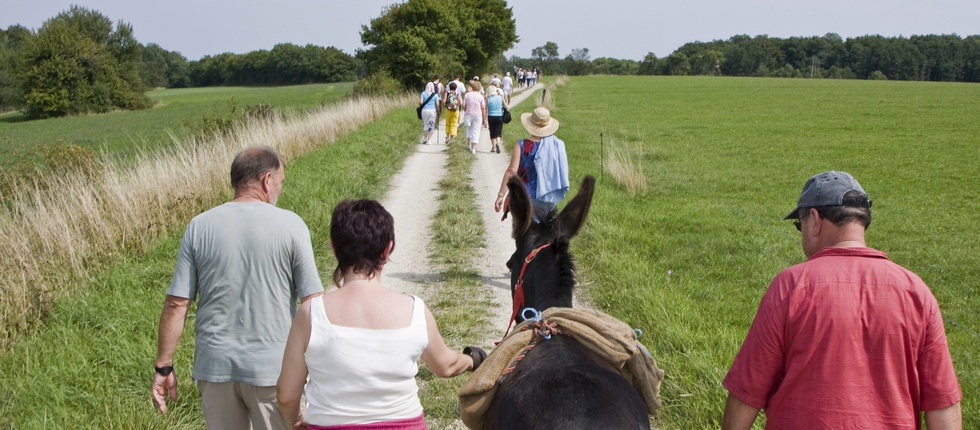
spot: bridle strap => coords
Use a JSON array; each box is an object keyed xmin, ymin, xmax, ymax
[{"xmin": 501, "ymin": 242, "xmax": 552, "ymax": 341}]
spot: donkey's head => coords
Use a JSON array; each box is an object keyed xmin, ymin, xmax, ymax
[{"xmin": 505, "ymin": 175, "xmax": 595, "ymax": 322}]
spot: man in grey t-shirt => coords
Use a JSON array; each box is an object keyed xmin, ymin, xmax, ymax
[{"xmin": 152, "ymin": 146, "xmax": 323, "ymax": 430}]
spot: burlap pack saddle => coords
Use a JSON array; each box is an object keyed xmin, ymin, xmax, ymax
[{"xmin": 458, "ymin": 307, "xmax": 665, "ymax": 429}]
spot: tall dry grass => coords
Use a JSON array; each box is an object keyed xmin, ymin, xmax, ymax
[
  {"xmin": 0, "ymin": 94, "xmax": 413, "ymax": 349},
  {"xmin": 537, "ymin": 75, "xmax": 570, "ymax": 111},
  {"xmin": 605, "ymin": 137, "xmax": 648, "ymax": 195}
]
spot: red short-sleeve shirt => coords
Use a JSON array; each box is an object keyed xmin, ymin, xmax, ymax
[{"xmin": 723, "ymin": 247, "xmax": 961, "ymax": 429}]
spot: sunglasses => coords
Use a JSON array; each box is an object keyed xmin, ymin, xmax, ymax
[{"xmin": 794, "ymin": 220, "xmax": 802, "ymax": 232}]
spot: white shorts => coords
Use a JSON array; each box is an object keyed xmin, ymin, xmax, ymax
[
  {"xmin": 464, "ymin": 114, "xmax": 482, "ymax": 143},
  {"xmin": 421, "ymin": 109, "xmax": 437, "ymax": 132}
]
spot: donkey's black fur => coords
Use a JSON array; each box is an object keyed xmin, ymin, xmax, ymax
[
  {"xmin": 484, "ymin": 335, "xmax": 648, "ymax": 430},
  {"xmin": 505, "ymin": 175, "xmax": 594, "ymax": 320},
  {"xmin": 488, "ymin": 175, "xmax": 650, "ymax": 430}
]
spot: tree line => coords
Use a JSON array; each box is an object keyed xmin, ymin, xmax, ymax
[
  {"xmin": 0, "ymin": 6, "xmax": 358, "ymax": 118},
  {"xmin": 4, "ymin": 3, "xmax": 978, "ymax": 120},
  {"xmin": 504, "ymin": 33, "xmax": 980, "ymax": 82}
]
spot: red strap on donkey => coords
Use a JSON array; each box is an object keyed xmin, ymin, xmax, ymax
[{"xmin": 501, "ymin": 243, "xmax": 552, "ymax": 341}]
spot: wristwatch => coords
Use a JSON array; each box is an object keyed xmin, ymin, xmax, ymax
[{"xmin": 155, "ymin": 365, "xmax": 174, "ymax": 376}]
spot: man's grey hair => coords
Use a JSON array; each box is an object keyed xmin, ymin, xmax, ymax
[{"xmin": 230, "ymin": 146, "xmax": 282, "ymax": 190}]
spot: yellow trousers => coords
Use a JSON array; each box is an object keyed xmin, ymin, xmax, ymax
[{"xmin": 444, "ymin": 109, "xmax": 460, "ymax": 137}]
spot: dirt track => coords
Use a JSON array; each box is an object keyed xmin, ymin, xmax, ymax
[{"xmin": 378, "ymin": 84, "xmax": 543, "ymax": 346}]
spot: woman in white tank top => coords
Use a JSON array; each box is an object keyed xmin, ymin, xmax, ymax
[{"xmin": 277, "ymin": 200, "xmax": 486, "ymax": 430}]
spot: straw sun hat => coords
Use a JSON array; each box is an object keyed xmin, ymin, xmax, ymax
[{"xmin": 521, "ymin": 107, "xmax": 560, "ymax": 136}]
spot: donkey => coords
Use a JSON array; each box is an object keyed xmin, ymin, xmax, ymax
[{"xmin": 484, "ymin": 175, "xmax": 651, "ymax": 430}]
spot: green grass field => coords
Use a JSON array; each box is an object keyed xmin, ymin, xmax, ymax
[
  {"xmin": 0, "ymin": 77, "xmax": 976, "ymax": 429},
  {"xmin": 0, "ymin": 99, "xmax": 420, "ymax": 428},
  {"xmin": 551, "ymin": 76, "xmax": 978, "ymax": 428},
  {"xmin": 0, "ymin": 83, "xmax": 353, "ymax": 167}
]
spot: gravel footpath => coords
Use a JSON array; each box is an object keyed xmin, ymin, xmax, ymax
[{"xmin": 379, "ymin": 84, "xmax": 543, "ymax": 343}]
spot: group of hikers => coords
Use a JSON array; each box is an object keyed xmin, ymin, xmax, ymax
[
  {"xmin": 151, "ymin": 74, "xmax": 962, "ymax": 429},
  {"xmin": 418, "ymin": 73, "xmax": 515, "ymax": 154},
  {"xmin": 513, "ymin": 66, "xmax": 539, "ymax": 88}
]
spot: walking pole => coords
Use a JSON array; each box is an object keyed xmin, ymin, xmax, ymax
[
  {"xmin": 600, "ymin": 133, "xmax": 604, "ymax": 183},
  {"xmin": 435, "ymin": 102, "xmax": 441, "ymax": 145}
]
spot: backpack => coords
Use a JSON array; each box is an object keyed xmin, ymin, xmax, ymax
[{"xmin": 445, "ymin": 91, "xmax": 459, "ymax": 111}]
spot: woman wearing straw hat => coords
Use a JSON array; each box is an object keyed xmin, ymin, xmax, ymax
[{"xmin": 493, "ymin": 107, "xmax": 569, "ymax": 220}]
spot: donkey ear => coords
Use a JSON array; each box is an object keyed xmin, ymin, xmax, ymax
[
  {"xmin": 506, "ymin": 175, "xmax": 533, "ymax": 239},
  {"xmin": 555, "ymin": 175, "xmax": 595, "ymax": 240}
]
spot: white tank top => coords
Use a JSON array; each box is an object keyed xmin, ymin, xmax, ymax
[{"xmin": 303, "ymin": 295, "xmax": 428, "ymax": 425}]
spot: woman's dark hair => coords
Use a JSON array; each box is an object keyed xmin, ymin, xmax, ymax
[
  {"xmin": 330, "ymin": 199, "xmax": 396, "ymax": 286},
  {"xmin": 230, "ymin": 146, "xmax": 282, "ymax": 190},
  {"xmin": 800, "ymin": 190, "xmax": 872, "ymax": 229}
]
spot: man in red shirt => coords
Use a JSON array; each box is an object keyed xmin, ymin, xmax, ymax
[{"xmin": 722, "ymin": 171, "xmax": 962, "ymax": 429}]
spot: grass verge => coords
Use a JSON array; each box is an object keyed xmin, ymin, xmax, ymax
[
  {"xmin": 416, "ymin": 142, "xmax": 497, "ymax": 428},
  {"xmin": 0, "ymin": 104, "xmax": 422, "ymax": 428},
  {"xmin": 0, "ymin": 94, "xmax": 412, "ymax": 350}
]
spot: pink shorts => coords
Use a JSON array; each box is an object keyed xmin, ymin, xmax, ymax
[{"xmin": 308, "ymin": 414, "xmax": 427, "ymax": 430}]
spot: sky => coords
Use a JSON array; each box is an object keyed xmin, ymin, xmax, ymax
[{"xmin": 2, "ymin": 1, "xmax": 978, "ymax": 62}]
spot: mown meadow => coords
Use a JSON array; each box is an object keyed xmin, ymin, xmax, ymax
[
  {"xmin": 0, "ymin": 83, "xmax": 354, "ymax": 167},
  {"xmin": 0, "ymin": 76, "xmax": 976, "ymax": 429},
  {"xmin": 550, "ymin": 76, "xmax": 978, "ymax": 428}
]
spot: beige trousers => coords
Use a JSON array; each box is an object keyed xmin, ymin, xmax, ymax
[{"xmin": 198, "ymin": 380, "xmax": 287, "ymax": 430}]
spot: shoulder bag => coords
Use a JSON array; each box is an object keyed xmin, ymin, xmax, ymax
[{"xmin": 417, "ymin": 92, "xmax": 437, "ymax": 120}]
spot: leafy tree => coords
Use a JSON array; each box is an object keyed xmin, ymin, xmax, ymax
[
  {"xmin": 188, "ymin": 53, "xmax": 225, "ymax": 87},
  {"xmin": 311, "ymin": 45, "xmax": 357, "ymax": 83},
  {"xmin": 962, "ymin": 35, "xmax": 980, "ymax": 82},
  {"xmin": 691, "ymin": 50, "xmax": 724, "ymax": 75},
  {"xmin": 912, "ymin": 34, "xmax": 964, "ymax": 81},
  {"xmin": 592, "ymin": 57, "xmax": 639, "ymax": 75},
  {"xmin": 163, "ymin": 49, "xmax": 190, "ymax": 88},
  {"xmin": 564, "ymin": 48, "xmax": 592, "ymax": 75},
  {"xmin": 531, "ymin": 41, "xmax": 560, "ymax": 74},
  {"xmin": 184, "ymin": 44, "xmax": 354, "ymax": 87},
  {"xmin": 141, "ymin": 43, "xmax": 170, "ymax": 88},
  {"xmin": 638, "ymin": 52, "xmax": 661, "ymax": 75},
  {"xmin": 532, "ymin": 41, "xmax": 560, "ymax": 63},
  {"xmin": 359, "ymin": 0, "xmax": 517, "ymax": 89},
  {"xmin": 17, "ymin": 6, "xmax": 150, "ymax": 118},
  {"xmin": 0, "ymin": 25, "xmax": 32, "ymax": 111},
  {"xmin": 665, "ymin": 52, "xmax": 692, "ymax": 76}
]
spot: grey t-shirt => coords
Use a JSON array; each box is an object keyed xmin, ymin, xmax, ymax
[{"xmin": 168, "ymin": 201, "xmax": 323, "ymax": 386}]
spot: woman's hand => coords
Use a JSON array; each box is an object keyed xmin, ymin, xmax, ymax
[
  {"xmin": 289, "ymin": 414, "xmax": 309, "ymax": 430},
  {"xmin": 494, "ymin": 194, "xmax": 506, "ymax": 213}
]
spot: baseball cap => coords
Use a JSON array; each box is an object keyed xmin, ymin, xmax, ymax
[{"xmin": 784, "ymin": 170, "xmax": 872, "ymax": 219}]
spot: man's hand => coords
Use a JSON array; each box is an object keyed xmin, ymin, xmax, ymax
[{"xmin": 151, "ymin": 371, "xmax": 178, "ymax": 414}]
